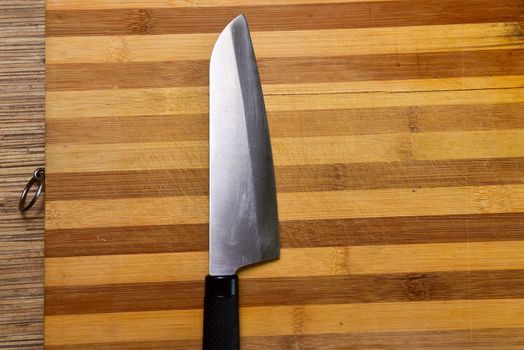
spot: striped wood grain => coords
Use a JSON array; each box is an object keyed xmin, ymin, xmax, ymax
[
  {"xmin": 45, "ymin": 0, "xmax": 523, "ymax": 36},
  {"xmin": 45, "ymin": 22, "xmax": 524, "ymax": 64},
  {"xmin": 45, "ymin": 0, "xmax": 524, "ymax": 349}
]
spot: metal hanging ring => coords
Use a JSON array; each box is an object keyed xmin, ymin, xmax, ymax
[{"xmin": 19, "ymin": 167, "xmax": 45, "ymax": 212}]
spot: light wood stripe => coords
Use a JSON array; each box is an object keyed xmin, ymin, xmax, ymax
[
  {"xmin": 46, "ymin": 0, "xmax": 378, "ymax": 11},
  {"xmin": 45, "ymin": 251, "xmax": 208, "ymax": 287},
  {"xmin": 46, "ymin": 85, "xmax": 524, "ymax": 119},
  {"xmin": 266, "ymin": 88, "xmax": 524, "ymax": 114},
  {"xmin": 45, "ymin": 193, "xmax": 208, "ymax": 230},
  {"xmin": 44, "ymin": 298, "xmax": 524, "ymax": 345},
  {"xmin": 41, "ymin": 329, "xmax": 524, "ymax": 350},
  {"xmin": 46, "ymin": 129, "xmax": 524, "ymax": 173},
  {"xmin": 45, "ymin": 22, "xmax": 524, "ymax": 64},
  {"xmin": 45, "ymin": 86, "xmax": 207, "ymax": 119},
  {"xmin": 281, "ymin": 184, "xmax": 524, "ymax": 221},
  {"xmin": 275, "ymin": 129, "xmax": 524, "ymax": 165},
  {"xmin": 46, "ymin": 86, "xmax": 524, "ymax": 121},
  {"xmin": 412, "ymin": 130, "xmax": 524, "ymax": 161},
  {"xmin": 347, "ymin": 241, "xmax": 524, "ymax": 275},
  {"xmin": 45, "ymin": 240, "xmax": 524, "ymax": 286},
  {"xmin": 45, "ymin": 184, "xmax": 524, "ymax": 230}
]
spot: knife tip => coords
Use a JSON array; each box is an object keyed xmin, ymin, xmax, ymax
[
  {"xmin": 211, "ymin": 14, "xmax": 249, "ymax": 59},
  {"xmin": 233, "ymin": 13, "xmax": 247, "ymax": 26}
]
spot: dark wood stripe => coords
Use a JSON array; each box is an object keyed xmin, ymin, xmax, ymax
[
  {"xmin": 46, "ymin": 168, "xmax": 209, "ymax": 200},
  {"xmin": 46, "ymin": 103, "xmax": 524, "ymax": 145},
  {"xmin": 44, "ymin": 329, "xmax": 524, "ymax": 350},
  {"xmin": 47, "ymin": 61, "xmax": 209, "ymax": 91},
  {"xmin": 45, "ymin": 0, "xmax": 524, "ymax": 36},
  {"xmin": 45, "ymin": 223, "xmax": 208, "ymax": 257},
  {"xmin": 276, "ymin": 157, "xmax": 524, "ymax": 193},
  {"xmin": 44, "ymin": 269, "xmax": 524, "ymax": 315},
  {"xmin": 46, "ymin": 49, "xmax": 524, "ymax": 90},
  {"xmin": 45, "ymin": 158, "xmax": 524, "ymax": 201},
  {"xmin": 45, "ymin": 212, "xmax": 524, "ymax": 257},
  {"xmin": 46, "ymin": 113, "xmax": 210, "ymax": 145}
]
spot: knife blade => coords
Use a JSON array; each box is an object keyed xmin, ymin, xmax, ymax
[{"xmin": 204, "ymin": 14, "xmax": 280, "ymax": 350}]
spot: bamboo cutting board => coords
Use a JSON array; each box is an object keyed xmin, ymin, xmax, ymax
[{"xmin": 44, "ymin": 0, "xmax": 524, "ymax": 348}]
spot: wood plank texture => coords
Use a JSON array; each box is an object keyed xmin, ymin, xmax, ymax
[
  {"xmin": 45, "ymin": 0, "xmax": 524, "ymax": 348},
  {"xmin": 45, "ymin": 0, "xmax": 524, "ymax": 36},
  {"xmin": 0, "ymin": 0, "xmax": 45, "ymax": 348},
  {"xmin": 45, "ymin": 22, "xmax": 524, "ymax": 64},
  {"xmin": 43, "ymin": 299, "xmax": 524, "ymax": 345}
]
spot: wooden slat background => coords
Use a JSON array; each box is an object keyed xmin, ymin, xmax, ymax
[
  {"xmin": 45, "ymin": 0, "xmax": 524, "ymax": 348},
  {"xmin": 0, "ymin": 0, "xmax": 44, "ymax": 348}
]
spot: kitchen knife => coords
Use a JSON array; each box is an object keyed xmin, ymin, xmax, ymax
[{"xmin": 204, "ymin": 14, "xmax": 280, "ymax": 350}]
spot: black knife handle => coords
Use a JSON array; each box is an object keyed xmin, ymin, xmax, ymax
[{"xmin": 203, "ymin": 275, "xmax": 240, "ymax": 350}]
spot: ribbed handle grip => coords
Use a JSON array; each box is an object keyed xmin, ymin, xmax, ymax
[{"xmin": 203, "ymin": 275, "xmax": 239, "ymax": 350}]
